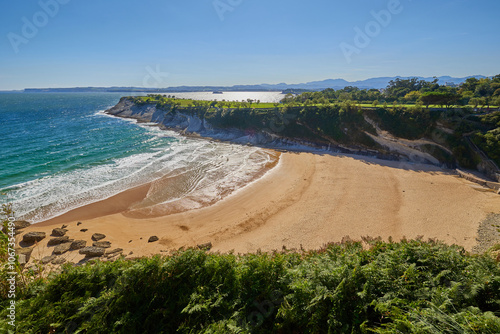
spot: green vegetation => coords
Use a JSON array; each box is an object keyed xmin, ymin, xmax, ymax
[
  {"xmin": 131, "ymin": 95, "xmax": 277, "ymax": 110},
  {"xmin": 280, "ymin": 76, "xmax": 500, "ymax": 108},
  {"xmin": 366, "ymin": 107, "xmax": 436, "ymax": 139},
  {"xmin": 469, "ymin": 111, "xmax": 500, "ymax": 166},
  {"xmin": 2, "ymin": 239, "xmax": 500, "ymax": 333},
  {"xmin": 3, "ymin": 77, "xmax": 500, "ymax": 332},
  {"xmin": 127, "ymin": 75, "xmax": 500, "ymax": 171}
]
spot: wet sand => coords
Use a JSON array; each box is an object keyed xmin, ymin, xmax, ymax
[{"xmin": 19, "ymin": 151, "xmax": 500, "ymax": 265}]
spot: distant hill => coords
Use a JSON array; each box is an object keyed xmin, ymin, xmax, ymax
[
  {"xmin": 23, "ymin": 75, "xmax": 488, "ymax": 93},
  {"xmin": 261, "ymin": 75, "xmax": 488, "ymax": 90}
]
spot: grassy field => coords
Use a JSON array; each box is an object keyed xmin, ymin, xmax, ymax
[{"xmin": 134, "ymin": 96, "xmax": 499, "ymax": 110}]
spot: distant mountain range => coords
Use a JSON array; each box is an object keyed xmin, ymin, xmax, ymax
[{"xmin": 21, "ymin": 75, "xmax": 488, "ymax": 93}]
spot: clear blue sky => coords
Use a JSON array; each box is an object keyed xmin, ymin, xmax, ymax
[{"xmin": 1, "ymin": 0, "xmax": 499, "ymax": 90}]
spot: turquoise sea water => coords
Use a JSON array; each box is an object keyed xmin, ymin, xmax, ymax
[{"xmin": 0, "ymin": 92, "xmax": 281, "ymax": 223}]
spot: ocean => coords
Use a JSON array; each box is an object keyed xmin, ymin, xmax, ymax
[{"xmin": 0, "ymin": 91, "xmax": 284, "ymax": 223}]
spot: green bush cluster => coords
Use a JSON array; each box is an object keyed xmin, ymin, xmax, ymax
[
  {"xmin": 474, "ymin": 129, "xmax": 500, "ymax": 166},
  {"xmin": 2, "ymin": 240, "xmax": 500, "ymax": 333},
  {"xmin": 367, "ymin": 108, "xmax": 436, "ymax": 140},
  {"xmin": 471, "ymin": 111, "xmax": 500, "ymax": 166}
]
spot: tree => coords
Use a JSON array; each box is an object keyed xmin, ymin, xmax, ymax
[
  {"xmin": 493, "ymin": 96, "xmax": 500, "ymax": 109},
  {"xmin": 385, "ymin": 77, "xmax": 433, "ymax": 100},
  {"xmin": 281, "ymin": 94, "xmax": 294, "ymax": 104},
  {"xmin": 460, "ymin": 77, "xmax": 480, "ymax": 92},
  {"xmin": 420, "ymin": 92, "xmax": 460, "ymax": 109},
  {"xmin": 475, "ymin": 79, "xmax": 494, "ymax": 97},
  {"xmin": 469, "ymin": 98, "xmax": 480, "ymax": 109},
  {"xmin": 404, "ymin": 91, "xmax": 422, "ymax": 103}
]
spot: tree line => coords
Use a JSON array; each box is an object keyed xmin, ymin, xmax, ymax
[{"xmin": 283, "ymin": 75, "xmax": 500, "ymax": 109}]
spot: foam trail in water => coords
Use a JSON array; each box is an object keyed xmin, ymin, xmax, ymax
[{"xmin": 7, "ymin": 125, "xmax": 276, "ymax": 223}]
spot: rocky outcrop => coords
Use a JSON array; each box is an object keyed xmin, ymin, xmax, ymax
[
  {"xmin": 79, "ymin": 247, "xmax": 105, "ymax": 257},
  {"xmin": 3, "ymin": 221, "xmax": 31, "ymax": 234},
  {"xmin": 47, "ymin": 236, "xmax": 72, "ymax": 246},
  {"xmin": 22, "ymin": 232, "xmax": 46, "ymax": 243},
  {"xmin": 53, "ymin": 243, "xmax": 72, "ymax": 255},
  {"xmin": 91, "ymin": 233, "xmax": 106, "ymax": 241},
  {"xmin": 51, "ymin": 228, "xmax": 67, "ymax": 236},
  {"xmin": 16, "ymin": 247, "xmax": 34, "ymax": 262},
  {"xmin": 363, "ymin": 115, "xmax": 446, "ymax": 166},
  {"xmin": 51, "ymin": 257, "xmax": 66, "ymax": 265},
  {"xmin": 104, "ymin": 99, "xmax": 412, "ymax": 163},
  {"xmin": 70, "ymin": 240, "xmax": 87, "ymax": 250},
  {"xmin": 93, "ymin": 241, "xmax": 111, "ymax": 248},
  {"xmin": 105, "ymin": 248, "xmax": 123, "ymax": 259},
  {"xmin": 105, "ymin": 98, "xmax": 279, "ymax": 146},
  {"xmin": 14, "ymin": 221, "xmax": 31, "ymax": 230},
  {"xmin": 41, "ymin": 255, "xmax": 56, "ymax": 264}
]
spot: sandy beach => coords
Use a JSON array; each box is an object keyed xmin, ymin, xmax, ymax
[{"xmin": 18, "ymin": 151, "xmax": 500, "ymax": 265}]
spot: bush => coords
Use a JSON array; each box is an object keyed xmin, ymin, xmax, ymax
[{"xmin": 2, "ymin": 240, "xmax": 500, "ymax": 333}]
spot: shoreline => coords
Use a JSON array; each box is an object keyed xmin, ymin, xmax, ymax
[
  {"xmin": 37, "ymin": 148, "xmax": 281, "ymax": 226},
  {"xmin": 18, "ymin": 151, "xmax": 500, "ymax": 267},
  {"xmin": 14, "ymin": 100, "xmax": 500, "ymax": 265}
]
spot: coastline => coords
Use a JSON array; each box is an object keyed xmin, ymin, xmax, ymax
[
  {"xmin": 19, "ymin": 151, "xmax": 500, "ymax": 266},
  {"xmin": 14, "ymin": 98, "xmax": 500, "ymax": 266},
  {"xmin": 37, "ymin": 148, "xmax": 281, "ymax": 226}
]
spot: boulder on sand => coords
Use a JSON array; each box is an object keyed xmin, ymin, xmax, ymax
[
  {"xmin": 70, "ymin": 240, "xmax": 87, "ymax": 250},
  {"xmin": 22, "ymin": 232, "xmax": 46, "ymax": 243},
  {"xmin": 2, "ymin": 221, "xmax": 31, "ymax": 235},
  {"xmin": 14, "ymin": 221, "xmax": 31, "ymax": 230},
  {"xmin": 51, "ymin": 257, "xmax": 67, "ymax": 265},
  {"xmin": 106, "ymin": 248, "xmax": 123, "ymax": 256},
  {"xmin": 16, "ymin": 247, "xmax": 34, "ymax": 262},
  {"xmin": 47, "ymin": 236, "xmax": 72, "ymax": 246},
  {"xmin": 93, "ymin": 241, "xmax": 111, "ymax": 248},
  {"xmin": 79, "ymin": 247, "xmax": 105, "ymax": 257},
  {"xmin": 53, "ymin": 242, "xmax": 72, "ymax": 255},
  {"xmin": 51, "ymin": 228, "xmax": 68, "ymax": 236},
  {"xmin": 91, "ymin": 233, "xmax": 106, "ymax": 241},
  {"xmin": 41, "ymin": 255, "xmax": 56, "ymax": 264}
]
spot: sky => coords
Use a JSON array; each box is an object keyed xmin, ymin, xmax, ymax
[{"xmin": 0, "ymin": 0, "xmax": 499, "ymax": 90}]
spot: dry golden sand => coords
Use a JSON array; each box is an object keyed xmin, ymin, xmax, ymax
[{"xmin": 19, "ymin": 151, "xmax": 500, "ymax": 264}]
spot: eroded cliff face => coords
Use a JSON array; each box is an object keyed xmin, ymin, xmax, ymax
[
  {"xmin": 105, "ymin": 98, "xmax": 312, "ymax": 148},
  {"xmin": 104, "ymin": 99, "xmax": 449, "ymax": 166}
]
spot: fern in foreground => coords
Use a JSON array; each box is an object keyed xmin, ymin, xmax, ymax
[{"xmin": 1, "ymin": 240, "xmax": 499, "ymax": 333}]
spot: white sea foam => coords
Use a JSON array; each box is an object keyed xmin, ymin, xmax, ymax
[
  {"xmin": 4, "ymin": 99, "xmax": 280, "ymax": 223},
  {"xmin": 9, "ymin": 126, "xmax": 274, "ymax": 223}
]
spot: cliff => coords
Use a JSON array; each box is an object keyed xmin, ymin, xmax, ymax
[
  {"xmin": 105, "ymin": 97, "xmax": 379, "ymax": 155},
  {"xmin": 105, "ymin": 97, "xmax": 500, "ymax": 190}
]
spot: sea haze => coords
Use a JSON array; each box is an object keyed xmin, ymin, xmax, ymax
[{"xmin": 0, "ymin": 92, "xmax": 283, "ymax": 223}]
